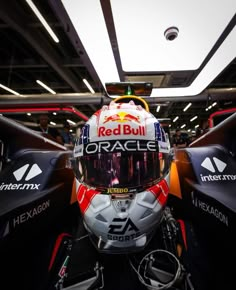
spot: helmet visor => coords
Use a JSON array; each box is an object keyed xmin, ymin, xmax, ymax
[{"xmin": 74, "ymin": 150, "xmax": 169, "ymax": 193}]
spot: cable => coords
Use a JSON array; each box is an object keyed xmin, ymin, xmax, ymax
[
  {"xmin": 74, "ymin": 234, "xmax": 89, "ymax": 242},
  {"xmin": 129, "ymin": 249, "xmax": 182, "ymax": 290}
]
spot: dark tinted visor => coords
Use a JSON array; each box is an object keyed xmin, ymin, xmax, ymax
[{"xmin": 74, "ymin": 150, "xmax": 169, "ymax": 193}]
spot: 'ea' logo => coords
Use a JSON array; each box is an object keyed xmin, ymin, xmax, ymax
[{"xmin": 108, "ymin": 218, "xmax": 139, "ymax": 235}]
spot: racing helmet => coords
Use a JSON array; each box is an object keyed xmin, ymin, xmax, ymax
[{"xmin": 73, "ymin": 98, "xmax": 171, "ymax": 253}]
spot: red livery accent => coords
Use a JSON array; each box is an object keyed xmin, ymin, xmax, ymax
[
  {"xmin": 77, "ymin": 184, "xmax": 100, "ymax": 213},
  {"xmin": 94, "ymin": 109, "xmax": 102, "ymax": 117},
  {"xmin": 177, "ymin": 219, "xmax": 188, "ymax": 250},
  {"xmin": 98, "ymin": 124, "xmax": 145, "ymax": 137},
  {"xmin": 148, "ymin": 179, "xmax": 169, "ymax": 206},
  {"xmin": 48, "ymin": 233, "xmax": 71, "ymax": 271}
]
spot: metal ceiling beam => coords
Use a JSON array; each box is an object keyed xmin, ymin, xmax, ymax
[
  {"xmin": 0, "ymin": 93, "xmax": 104, "ymax": 106},
  {"xmin": 0, "ymin": 58, "xmax": 84, "ymax": 69},
  {"xmin": 0, "ymin": 88, "xmax": 236, "ymax": 106},
  {"xmin": 147, "ymin": 88, "xmax": 236, "ymax": 103}
]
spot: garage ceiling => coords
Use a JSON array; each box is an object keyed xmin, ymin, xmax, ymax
[{"xmin": 0, "ymin": 0, "xmax": 236, "ymax": 133}]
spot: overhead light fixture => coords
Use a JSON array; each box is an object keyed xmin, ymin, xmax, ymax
[
  {"xmin": 61, "ymin": 1, "xmax": 120, "ymax": 88},
  {"xmin": 83, "ymin": 79, "xmax": 95, "ymax": 94},
  {"xmin": 173, "ymin": 116, "xmax": 179, "ymax": 122},
  {"xmin": 67, "ymin": 119, "xmax": 76, "ymax": 125},
  {"xmin": 181, "ymin": 124, "xmax": 186, "ymax": 129},
  {"xmin": 212, "ymin": 102, "xmax": 217, "ymax": 107},
  {"xmin": 25, "ymin": 0, "xmax": 59, "ymax": 43},
  {"xmin": 156, "ymin": 105, "xmax": 160, "ymax": 112},
  {"xmin": 36, "ymin": 80, "xmax": 56, "ymax": 94},
  {"xmin": 62, "ymin": 1, "xmax": 236, "ymax": 97},
  {"xmin": 195, "ymin": 124, "xmax": 199, "ymax": 128},
  {"xmin": 206, "ymin": 103, "xmax": 215, "ymax": 111},
  {"xmin": 183, "ymin": 103, "xmax": 192, "ymax": 112},
  {"xmin": 50, "ymin": 121, "xmax": 56, "ymax": 126},
  {"xmin": 190, "ymin": 116, "xmax": 198, "ymax": 122},
  {"xmin": 27, "ymin": 113, "xmax": 31, "ymax": 116},
  {"xmin": 0, "ymin": 84, "xmax": 21, "ymax": 96}
]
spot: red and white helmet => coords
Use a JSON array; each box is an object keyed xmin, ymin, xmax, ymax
[{"xmin": 73, "ymin": 98, "xmax": 170, "ymax": 253}]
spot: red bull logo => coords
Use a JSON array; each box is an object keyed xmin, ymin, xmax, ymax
[
  {"xmin": 98, "ymin": 124, "xmax": 145, "ymax": 137},
  {"xmin": 103, "ymin": 111, "xmax": 140, "ymax": 123}
]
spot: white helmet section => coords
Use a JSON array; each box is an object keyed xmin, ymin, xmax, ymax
[
  {"xmin": 73, "ymin": 101, "xmax": 170, "ymax": 253},
  {"xmin": 74, "ymin": 101, "xmax": 170, "ymax": 157},
  {"xmin": 78, "ymin": 179, "xmax": 169, "ymax": 252}
]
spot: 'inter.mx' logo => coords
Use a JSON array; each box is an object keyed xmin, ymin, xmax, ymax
[
  {"xmin": 108, "ymin": 218, "xmax": 139, "ymax": 235},
  {"xmin": 13, "ymin": 163, "xmax": 42, "ymax": 181},
  {"xmin": 201, "ymin": 157, "xmax": 226, "ymax": 173}
]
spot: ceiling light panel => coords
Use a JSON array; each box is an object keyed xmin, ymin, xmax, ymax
[
  {"xmin": 36, "ymin": 80, "xmax": 56, "ymax": 94},
  {"xmin": 26, "ymin": 0, "xmax": 59, "ymax": 43},
  {"xmin": 0, "ymin": 84, "xmax": 21, "ymax": 96},
  {"xmin": 151, "ymin": 25, "xmax": 236, "ymax": 97},
  {"xmin": 62, "ymin": 0, "xmax": 236, "ymax": 97},
  {"xmin": 62, "ymin": 0, "xmax": 120, "ymax": 85},
  {"xmin": 190, "ymin": 116, "xmax": 198, "ymax": 122},
  {"xmin": 183, "ymin": 102, "xmax": 192, "ymax": 111},
  {"xmin": 173, "ymin": 116, "xmax": 179, "ymax": 122},
  {"xmin": 83, "ymin": 79, "xmax": 95, "ymax": 94},
  {"xmin": 111, "ymin": 0, "xmax": 236, "ymax": 71}
]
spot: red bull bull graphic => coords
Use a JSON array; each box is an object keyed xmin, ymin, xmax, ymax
[
  {"xmin": 99, "ymin": 111, "xmax": 145, "ymax": 137},
  {"xmin": 98, "ymin": 124, "xmax": 145, "ymax": 137},
  {"xmin": 103, "ymin": 112, "xmax": 140, "ymax": 123}
]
